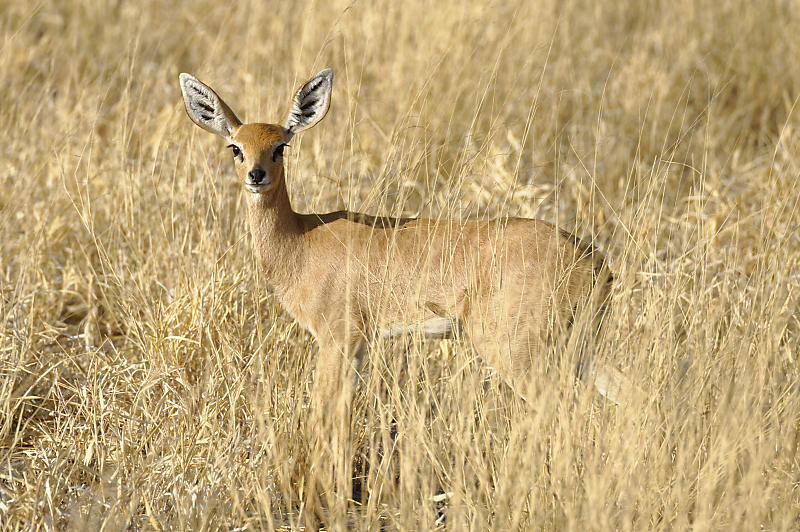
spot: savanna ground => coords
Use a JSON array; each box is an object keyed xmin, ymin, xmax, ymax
[{"xmin": 2, "ymin": 0, "xmax": 800, "ymax": 529}]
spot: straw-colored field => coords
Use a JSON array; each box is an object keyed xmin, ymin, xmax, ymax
[{"xmin": 2, "ymin": 0, "xmax": 799, "ymax": 529}]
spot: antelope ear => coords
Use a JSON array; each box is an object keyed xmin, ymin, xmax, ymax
[
  {"xmin": 282, "ymin": 69, "xmax": 333, "ymax": 137},
  {"xmin": 179, "ymin": 73, "xmax": 242, "ymax": 138}
]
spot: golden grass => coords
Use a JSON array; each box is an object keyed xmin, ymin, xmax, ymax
[{"xmin": 1, "ymin": 0, "xmax": 799, "ymax": 529}]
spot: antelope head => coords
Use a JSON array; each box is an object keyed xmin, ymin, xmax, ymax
[{"xmin": 179, "ymin": 69, "xmax": 333, "ymax": 195}]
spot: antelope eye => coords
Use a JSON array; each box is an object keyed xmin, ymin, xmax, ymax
[
  {"xmin": 272, "ymin": 143, "xmax": 286, "ymax": 162},
  {"xmin": 227, "ymin": 144, "xmax": 242, "ymax": 160}
]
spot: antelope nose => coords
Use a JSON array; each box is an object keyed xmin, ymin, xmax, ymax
[{"xmin": 248, "ymin": 168, "xmax": 266, "ymax": 184}]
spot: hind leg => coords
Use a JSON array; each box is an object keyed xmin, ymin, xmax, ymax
[
  {"xmin": 461, "ymin": 295, "xmax": 547, "ymax": 399},
  {"xmin": 463, "ymin": 286, "xmax": 616, "ymax": 401}
]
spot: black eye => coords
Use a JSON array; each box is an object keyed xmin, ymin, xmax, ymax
[
  {"xmin": 272, "ymin": 143, "xmax": 287, "ymax": 162},
  {"xmin": 227, "ymin": 144, "xmax": 242, "ymax": 160}
]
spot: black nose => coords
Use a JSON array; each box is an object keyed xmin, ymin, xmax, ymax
[{"xmin": 248, "ymin": 168, "xmax": 266, "ymax": 184}]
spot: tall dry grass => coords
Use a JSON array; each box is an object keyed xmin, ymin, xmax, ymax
[{"xmin": 1, "ymin": 0, "xmax": 799, "ymax": 529}]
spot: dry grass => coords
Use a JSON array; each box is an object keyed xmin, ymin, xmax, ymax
[{"xmin": 2, "ymin": 0, "xmax": 800, "ymax": 529}]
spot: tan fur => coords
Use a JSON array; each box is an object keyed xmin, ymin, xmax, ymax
[{"xmin": 180, "ymin": 71, "xmax": 615, "ymax": 529}]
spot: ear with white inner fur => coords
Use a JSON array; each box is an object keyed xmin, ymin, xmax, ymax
[
  {"xmin": 179, "ymin": 73, "xmax": 242, "ymax": 138},
  {"xmin": 282, "ymin": 69, "xmax": 333, "ymax": 137}
]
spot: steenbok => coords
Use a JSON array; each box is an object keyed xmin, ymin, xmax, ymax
[{"xmin": 179, "ymin": 68, "xmax": 622, "ymax": 526}]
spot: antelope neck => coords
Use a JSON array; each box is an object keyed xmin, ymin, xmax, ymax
[{"xmin": 246, "ymin": 182, "xmax": 305, "ymax": 291}]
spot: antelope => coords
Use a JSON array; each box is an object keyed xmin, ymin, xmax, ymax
[{"xmin": 179, "ymin": 68, "xmax": 622, "ymax": 526}]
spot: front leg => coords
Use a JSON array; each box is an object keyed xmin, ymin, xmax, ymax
[{"xmin": 303, "ymin": 324, "xmax": 365, "ymax": 530}]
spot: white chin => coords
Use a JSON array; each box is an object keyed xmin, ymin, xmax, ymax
[{"xmin": 246, "ymin": 185, "xmax": 267, "ymax": 194}]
